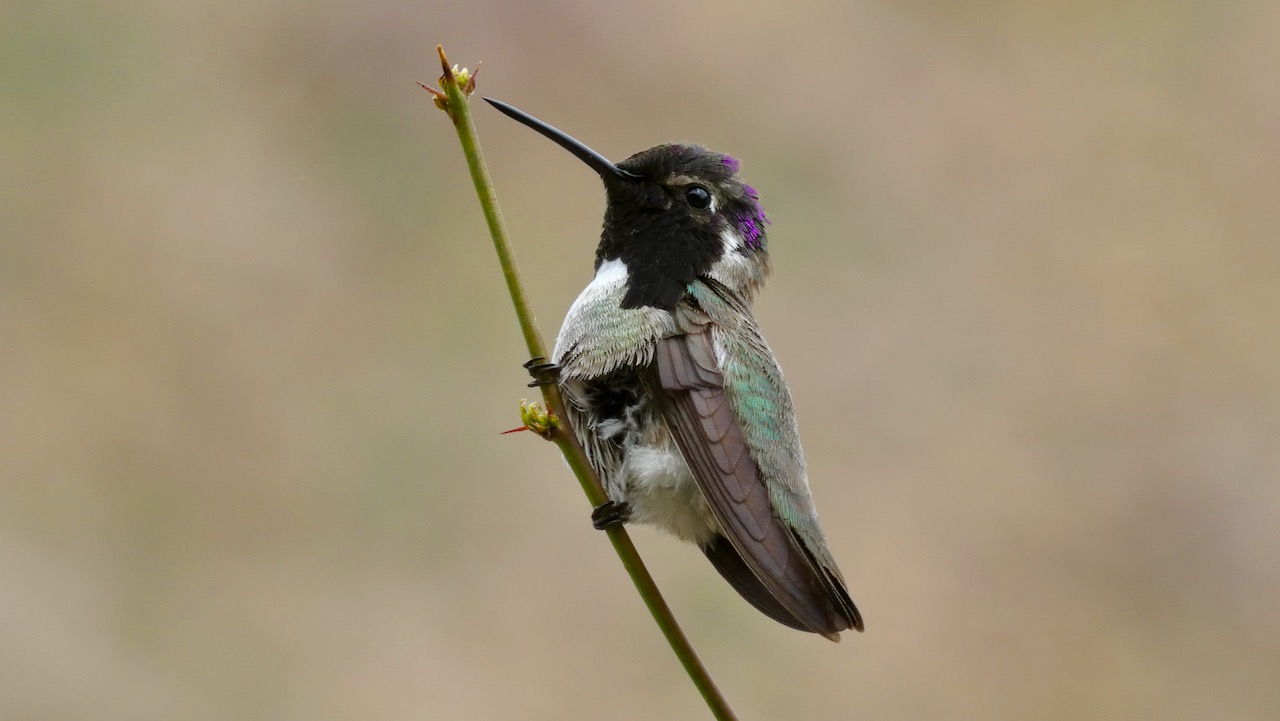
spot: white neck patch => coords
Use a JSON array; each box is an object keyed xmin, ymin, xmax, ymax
[
  {"xmin": 563, "ymin": 257, "xmax": 629, "ymax": 319},
  {"xmin": 592, "ymin": 258, "xmax": 629, "ymax": 286}
]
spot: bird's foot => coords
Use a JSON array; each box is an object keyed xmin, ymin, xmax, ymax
[
  {"xmin": 524, "ymin": 357, "xmax": 562, "ymax": 388},
  {"xmin": 591, "ymin": 501, "xmax": 631, "ymax": 530}
]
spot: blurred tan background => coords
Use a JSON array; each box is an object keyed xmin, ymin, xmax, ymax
[{"xmin": 3, "ymin": 1, "xmax": 1279, "ymax": 719}]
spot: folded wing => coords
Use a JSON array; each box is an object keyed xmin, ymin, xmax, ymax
[{"xmin": 648, "ymin": 330, "xmax": 860, "ymax": 639}]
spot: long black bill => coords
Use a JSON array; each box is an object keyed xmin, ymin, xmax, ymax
[{"xmin": 484, "ymin": 97, "xmax": 641, "ymax": 182}]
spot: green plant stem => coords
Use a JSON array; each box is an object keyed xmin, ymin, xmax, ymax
[{"xmin": 430, "ymin": 45, "xmax": 738, "ymax": 721}]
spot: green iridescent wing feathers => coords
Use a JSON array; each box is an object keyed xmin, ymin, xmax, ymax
[{"xmin": 649, "ymin": 280, "xmax": 862, "ymax": 635}]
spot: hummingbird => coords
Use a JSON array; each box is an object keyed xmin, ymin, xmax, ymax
[{"xmin": 486, "ymin": 97, "xmax": 863, "ymax": 640}]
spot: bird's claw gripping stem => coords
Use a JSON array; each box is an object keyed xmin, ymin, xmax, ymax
[
  {"xmin": 591, "ymin": 500, "xmax": 631, "ymax": 530},
  {"xmin": 524, "ymin": 356, "xmax": 562, "ymax": 388}
]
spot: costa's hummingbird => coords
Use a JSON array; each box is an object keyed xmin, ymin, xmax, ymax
[{"xmin": 486, "ymin": 98, "xmax": 862, "ymax": 640}]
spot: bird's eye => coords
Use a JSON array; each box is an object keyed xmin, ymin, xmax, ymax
[{"xmin": 685, "ymin": 186, "xmax": 712, "ymax": 210}]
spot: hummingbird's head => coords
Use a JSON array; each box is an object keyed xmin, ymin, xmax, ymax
[{"xmin": 486, "ymin": 98, "xmax": 772, "ymax": 311}]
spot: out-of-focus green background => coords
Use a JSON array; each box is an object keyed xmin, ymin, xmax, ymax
[{"xmin": 4, "ymin": 1, "xmax": 1278, "ymax": 719}]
